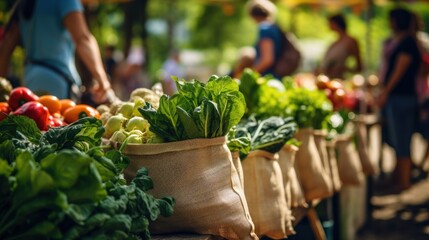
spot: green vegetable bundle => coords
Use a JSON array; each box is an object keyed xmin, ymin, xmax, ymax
[
  {"xmin": 237, "ymin": 116, "xmax": 297, "ymax": 154},
  {"xmin": 239, "ymin": 69, "xmax": 289, "ymax": 118},
  {"xmin": 139, "ymin": 75, "xmax": 246, "ymax": 142},
  {"xmin": 285, "ymin": 87, "xmax": 333, "ymax": 129},
  {"xmin": 0, "ymin": 116, "xmax": 174, "ymax": 240}
]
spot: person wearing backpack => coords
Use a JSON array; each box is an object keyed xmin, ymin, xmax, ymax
[{"xmin": 246, "ymin": 0, "xmax": 282, "ymax": 78}]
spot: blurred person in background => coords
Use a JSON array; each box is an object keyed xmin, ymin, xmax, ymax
[
  {"xmin": 103, "ymin": 44, "xmax": 118, "ymax": 79},
  {"xmin": 0, "ymin": 0, "xmax": 114, "ymax": 103},
  {"xmin": 411, "ymin": 12, "xmax": 429, "ymax": 178},
  {"xmin": 377, "ymin": 8, "xmax": 421, "ymax": 192},
  {"xmin": 161, "ymin": 49, "xmax": 184, "ymax": 96},
  {"xmin": 231, "ymin": 46, "xmax": 256, "ymax": 79},
  {"xmin": 316, "ymin": 13, "xmax": 362, "ymax": 79},
  {"xmin": 113, "ymin": 47, "xmax": 150, "ymax": 100},
  {"xmin": 247, "ymin": 0, "xmax": 281, "ymax": 77}
]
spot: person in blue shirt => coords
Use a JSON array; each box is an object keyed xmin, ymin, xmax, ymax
[
  {"xmin": 0, "ymin": 0, "xmax": 114, "ymax": 103},
  {"xmin": 247, "ymin": 0, "xmax": 281, "ymax": 77}
]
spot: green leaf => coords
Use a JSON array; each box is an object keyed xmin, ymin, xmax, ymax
[
  {"xmin": 176, "ymin": 106, "xmax": 201, "ymax": 139},
  {"xmin": 0, "ymin": 115, "xmax": 42, "ymax": 145},
  {"xmin": 193, "ymin": 100, "xmax": 220, "ymax": 138},
  {"xmin": 132, "ymin": 167, "xmax": 154, "ymax": 191},
  {"xmin": 206, "ymin": 75, "xmax": 239, "ymax": 95},
  {"xmin": 40, "ymin": 150, "xmax": 106, "ymax": 202},
  {"xmin": 65, "ymin": 203, "xmax": 96, "ymax": 224},
  {"xmin": 0, "ymin": 140, "xmax": 16, "ymax": 164},
  {"xmin": 40, "ymin": 117, "xmax": 104, "ymax": 152},
  {"xmin": 13, "ymin": 151, "xmax": 55, "ymax": 203},
  {"xmin": 104, "ymin": 149, "xmax": 130, "ymax": 173}
]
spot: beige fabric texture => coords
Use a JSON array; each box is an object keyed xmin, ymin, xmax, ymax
[
  {"xmin": 242, "ymin": 150, "xmax": 288, "ymax": 239},
  {"xmin": 231, "ymin": 151, "xmax": 245, "ymax": 189},
  {"xmin": 278, "ymin": 144, "xmax": 307, "ymax": 209},
  {"xmin": 294, "ymin": 129, "xmax": 333, "ymax": 201},
  {"xmin": 326, "ymin": 140, "xmax": 342, "ymax": 192},
  {"xmin": 336, "ymin": 135, "xmax": 364, "ymax": 186},
  {"xmin": 354, "ymin": 120, "xmax": 379, "ymax": 176},
  {"xmin": 313, "ymin": 130, "xmax": 334, "ymax": 193},
  {"xmin": 120, "ymin": 137, "xmax": 258, "ymax": 240}
]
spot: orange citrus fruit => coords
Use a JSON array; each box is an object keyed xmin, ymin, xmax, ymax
[
  {"xmin": 59, "ymin": 99, "xmax": 76, "ymax": 115},
  {"xmin": 37, "ymin": 95, "xmax": 61, "ymax": 115}
]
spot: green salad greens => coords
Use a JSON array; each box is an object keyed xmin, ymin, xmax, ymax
[
  {"xmin": 237, "ymin": 116, "xmax": 297, "ymax": 154},
  {"xmin": 0, "ymin": 116, "xmax": 174, "ymax": 240},
  {"xmin": 139, "ymin": 75, "xmax": 246, "ymax": 141},
  {"xmin": 239, "ymin": 69, "xmax": 289, "ymax": 118},
  {"xmin": 285, "ymin": 87, "xmax": 333, "ymax": 129}
]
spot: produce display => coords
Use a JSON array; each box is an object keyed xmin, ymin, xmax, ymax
[
  {"xmin": 0, "ymin": 65, "xmax": 371, "ymax": 239},
  {"xmin": 0, "ymin": 116, "xmax": 174, "ymax": 239},
  {"xmin": 0, "ymin": 87, "xmax": 100, "ymax": 130}
]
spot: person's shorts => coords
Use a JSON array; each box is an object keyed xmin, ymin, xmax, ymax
[{"xmin": 382, "ymin": 95, "xmax": 418, "ymax": 158}]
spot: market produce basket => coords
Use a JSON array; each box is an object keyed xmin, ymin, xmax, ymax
[
  {"xmin": 242, "ymin": 150, "xmax": 290, "ymax": 239},
  {"xmin": 114, "ymin": 137, "xmax": 258, "ymax": 240}
]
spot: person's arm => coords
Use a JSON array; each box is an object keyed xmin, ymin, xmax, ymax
[
  {"xmin": 377, "ymin": 53, "xmax": 412, "ymax": 107},
  {"xmin": 350, "ymin": 38, "xmax": 363, "ymax": 73},
  {"xmin": 63, "ymin": 11, "xmax": 114, "ymax": 103},
  {"xmin": 0, "ymin": 21, "xmax": 20, "ymax": 77},
  {"xmin": 253, "ymin": 38, "xmax": 275, "ymax": 74}
]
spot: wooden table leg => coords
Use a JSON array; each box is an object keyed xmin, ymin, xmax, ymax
[{"xmin": 307, "ymin": 207, "xmax": 327, "ymax": 240}]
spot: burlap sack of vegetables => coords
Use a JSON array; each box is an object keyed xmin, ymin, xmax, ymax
[
  {"xmin": 242, "ymin": 150, "xmax": 289, "ymax": 239},
  {"xmin": 313, "ymin": 129, "xmax": 334, "ymax": 193},
  {"xmin": 278, "ymin": 144, "xmax": 307, "ymax": 209},
  {"xmin": 294, "ymin": 128, "xmax": 333, "ymax": 201},
  {"xmin": 336, "ymin": 134, "xmax": 364, "ymax": 186},
  {"xmin": 231, "ymin": 151, "xmax": 245, "ymax": 189},
  {"xmin": 121, "ymin": 137, "xmax": 257, "ymax": 240},
  {"xmin": 326, "ymin": 140, "xmax": 342, "ymax": 192},
  {"xmin": 354, "ymin": 117, "xmax": 379, "ymax": 176}
]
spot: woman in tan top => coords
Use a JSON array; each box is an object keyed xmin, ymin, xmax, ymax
[{"xmin": 318, "ymin": 14, "xmax": 362, "ymax": 79}]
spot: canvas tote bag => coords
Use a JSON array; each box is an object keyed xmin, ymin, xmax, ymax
[
  {"xmin": 120, "ymin": 137, "xmax": 258, "ymax": 240},
  {"xmin": 278, "ymin": 144, "xmax": 307, "ymax": 209},
  {"xmin": 336, "ymin": 134, "xmax": 365, "ymax": 186},
  {"xmin": 294, "ymin": 128, "xmax": 333, "ymax": 201},
  {"xmin": 242, "ymin": 150, "xmax": 288, "ymax": 239},
  {"xmin": 354, "ymin": 117, "xmax": 379, "ymax": 175},
  {"xmin": 313, "ymin": 130, "xmax": 334, "ymax": 193},
  {"xmin": 326, "ymin": 140, "xmax": 342, "ymax": 192}
]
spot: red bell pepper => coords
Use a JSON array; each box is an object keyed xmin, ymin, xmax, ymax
[
  {"xmin": 13, "ymin": 101, "xmax": 50, "ymax": 130},
  {"xmin": 8, "ymin": 87, "xmax": 39, "ymax": 111},
  {"xmin": 0, "ymin": 102, "xmax": 11, "ymax": 121}
]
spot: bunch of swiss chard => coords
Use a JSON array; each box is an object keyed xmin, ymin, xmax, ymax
[
  {"xmin": 0, "ymin": 116, "xmax": 174, "ymax": 240},
  {"xmin": 237, "ymin": 116, "xmax": 297, "ymax": 154},
  {"xmin": 239, "ymin": 69, "xmax": 289, "ymax": 118},
  {"xmin": 139, "ymin": 75, "xmax": 246, "ymax": 141}
]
